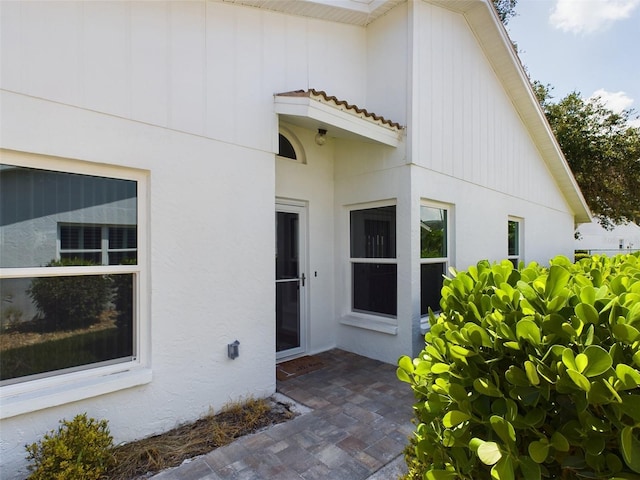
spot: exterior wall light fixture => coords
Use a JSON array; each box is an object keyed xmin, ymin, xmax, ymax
[
  {"xmin": 315, "ymin": 128, "xmax": 327, "ymax": 146},
  {"xmin": 227, "ymin": 340, "xmax": 240, "ymax": 360}
]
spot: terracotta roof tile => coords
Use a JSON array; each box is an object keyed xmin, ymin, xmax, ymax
[{"xmin": 276, "ymin": 89, "xmax": 403, "ymax": 130}]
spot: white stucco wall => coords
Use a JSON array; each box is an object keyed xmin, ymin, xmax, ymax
[
  {"xmin": 0, "ymin": 0, "xmax": 587, "ymax": 476},
  {"xmin": 332, "ymin": 138, "xmax": 413, "ymax": 363},
  {"xmin": 0, "ymin": 2, "xmax": 369, "ymax": 477},
  {"xmin": 0, "ymin": 105, "xmax": 277, "ymax": 479},
  {"xmin": 276, "ymin": 123, "xmax": 337, "ymax": 356}
]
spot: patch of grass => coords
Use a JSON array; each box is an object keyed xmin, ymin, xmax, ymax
[
  {"xmin": 107, "ymin": 397, "xmax": 296, "ymax": 480},
  {"xmin": 1, "ymin": 327, "xmax": 130, "ymax": 381}
]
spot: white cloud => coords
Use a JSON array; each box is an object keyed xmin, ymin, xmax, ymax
[
  {"xmin": 550, "ymin": 0, "xmax": 640, "ymax": 34},
  {"xmin": 588, "ymin": 89, "xmax": 640, "ymax": 127},
  {"xmin": 589, "ymin": 88, "xmax": 634, "ymax": 113}
]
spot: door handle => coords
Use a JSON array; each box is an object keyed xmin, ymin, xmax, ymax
[{"xmin": 300, "ymin": 273, "xmax": 306, "ymax": 287}]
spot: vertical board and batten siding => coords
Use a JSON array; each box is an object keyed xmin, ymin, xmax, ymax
[
  {"xmin": 365, "ymin": 1, "xmax": 409, "ymax": 127},
  {"xmin": 410, "ymin": 2, "xmax": 576, "ymax": 268},
  {"xmin": 1, "ymin": 1, "xmax": 367, "ymax": 152},
  {"xmin": 412, "ymin": 2, "xmax": 569, "ymax": 211}
]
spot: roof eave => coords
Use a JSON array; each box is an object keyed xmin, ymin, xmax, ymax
[{"xmin": 221, "ymin": 0, "xmax": 405, "ymax": 26}]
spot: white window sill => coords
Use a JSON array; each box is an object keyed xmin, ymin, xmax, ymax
[
  {"xmin": 420, "ymin": 316, "xmax": 432, "ymax": 335},
  {"xmin": 0, "ymin": 367, "xmax": 152, "ymax": 419},
  {"xmin": 340, "ymin": 314, "xmax": 398, "ymax": 335}
]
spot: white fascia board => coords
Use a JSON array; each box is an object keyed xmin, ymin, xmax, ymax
[{"xmin": 274, "ymin": 95, "xmax": 401, "ymax": 147}]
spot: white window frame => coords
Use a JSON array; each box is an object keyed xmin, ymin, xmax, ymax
[
  {"xmin": 0, "ymin": 149, "xmax": 150, "ymax": 419},
  {"xmin": 340, "ymin": 201, "xmax": 398, "ymax": 335},
  {"xmin": 508, "ymin": 217, "xmax": 523, "ymax": 267},
  {"xmin": 418, "ymin": 200, "xmax": 453, "ymax": 310},
  {"xmin": 420, "ymin": 201, "xmax": 452, "ymax": 330}
]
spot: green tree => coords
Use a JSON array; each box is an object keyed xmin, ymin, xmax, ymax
[
  {"xmin": 492, "ymin": 0, "xmax": 517, "ymax": 24},
  {"xmin": 534, "ymin": 83, "xmax": 640, "ymax": 228},
  {"xmin": 28, "ymin": 258, "xmax": 113, "ymax": 329}
]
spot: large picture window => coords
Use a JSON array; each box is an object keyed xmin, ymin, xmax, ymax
[
  {"xmin": 0, "ymin": 161, "xmax": 141, "ymax": 386},
  {"xmin": 420, "ymin": 204, "xmax": 449, "ymax": 316},
  {"xmin": 350, "ymin": 205, "xmax": 397, "ymax": 316}
]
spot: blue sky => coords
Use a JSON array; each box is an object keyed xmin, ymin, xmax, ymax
[{"xmin": 506, "ymin": 0, "xmax": 640, "ymax": 127}]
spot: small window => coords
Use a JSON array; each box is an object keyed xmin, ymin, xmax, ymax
[
  {"xmin": 350, "ymin": 206, "xmax": 397, "ymax": 316},
  {"xmin": 277, "ymin": 128, "xmax": 306, "ymax": 164},
  {"xmin": 420, "ymin": 204, "xmax": 450, "ymax": 315},
  {"xmin": 60, "ymin": 225, "xmax": 137, "ymax": 265},
  {"xmin": 508, "ymin": 218, "xmax": 522, "ymax": 267},
  {"xmin": 278, "ymin": 134, "xmax": 297, "ymax": 160}
]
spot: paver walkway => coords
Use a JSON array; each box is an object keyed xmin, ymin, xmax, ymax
[{"xmin": 150, "ymin": 349, "xmax": 415, "ymax": 479}]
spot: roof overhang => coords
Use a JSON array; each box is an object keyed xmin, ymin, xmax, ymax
[
  {"xmin": 221, "ymin": 0, "xmax": 405, "ymax": 26},
  {"xmin": 275, "ymin": 90, "xmax": 403, "ymax": 147}
]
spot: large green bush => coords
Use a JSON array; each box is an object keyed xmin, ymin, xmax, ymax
[{"xmin": 398, "ymin": 253, "xmax": 640, "ymax": 480}]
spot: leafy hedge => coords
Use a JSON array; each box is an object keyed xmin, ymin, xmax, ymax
[{"xmin": 398, "ymin": 253, "xmax": 640, "ymax": 480}]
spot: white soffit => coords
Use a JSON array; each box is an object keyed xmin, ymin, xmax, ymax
[
  {"xmin": 221, "ymin": 0, "xmax": 404, "ymax": 26},
  {"xmin": 275, "ymin": 90, "xmax": 403, "ymax": 147}
]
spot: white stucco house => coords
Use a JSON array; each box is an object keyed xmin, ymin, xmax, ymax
[{"xmin": 0, "ymin": 0, "xmax": 591, "ymax": 476}]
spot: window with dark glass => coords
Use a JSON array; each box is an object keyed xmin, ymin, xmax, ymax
[
  {"xmin": 60, "ymin": 225, "xmax": 137, "ymax": 265},
  {"xmin": 0, "ymin": 164, "xmax": 138, "ymax": 385},
  {"xmin": 508, "ymin": 219, "xmax": 520, "ymax": 267},
  {"xmin": 278, "ymin": 134, "xmax": 297, "ymax": 160},
  {"xmin": 350, "ymin": 206, "xmax": 397, "ymax": 316},
  {"xmin": 421, "ymin": 205, "xmax": 448, "ymax": 315}
]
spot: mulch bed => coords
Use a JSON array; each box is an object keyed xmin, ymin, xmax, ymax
[{"xmin": 108, "ymin": 397, "xmax": 296, "ymax": 479}]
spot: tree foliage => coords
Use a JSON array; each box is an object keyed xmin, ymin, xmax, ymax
[
  {"xmin": 535, "ymin": 83, "xmax": 640, "ymax": 228},
  {"xmin": 492, "ymin": 0, "xmax": 518, "ymax": 24},
  {"xmin": 28, "ymin": 258, "xmax": 113, "ymax": 329}
]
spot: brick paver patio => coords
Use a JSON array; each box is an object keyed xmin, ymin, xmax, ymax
[{"xmin": 150, "ymin": 349, "xmax": 414, "ymax": 480}]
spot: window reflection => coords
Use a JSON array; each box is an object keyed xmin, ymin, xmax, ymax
[
  {"xmin": 0, "ymin": 163, "xmax": 138, "ymax": 384},
  {"xmin": 0, "ymin": 274, "xmax": 134, "ymax": 384}
]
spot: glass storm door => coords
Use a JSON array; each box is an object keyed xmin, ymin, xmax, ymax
[{"xmin": 276, "ymin": 204, "xmax": 306, "ymax": 359}]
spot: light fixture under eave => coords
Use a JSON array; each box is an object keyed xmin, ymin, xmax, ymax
[{"xmin": 315, "ymin": 128, "xmax": 327, "ymax": 146}]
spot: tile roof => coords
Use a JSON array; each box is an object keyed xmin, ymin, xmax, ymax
[{"xmin": 276, "ymin": 89, "xmax": 403, "ymax": 130}]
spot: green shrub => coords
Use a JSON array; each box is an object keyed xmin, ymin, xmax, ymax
[
  {"xmin": 28, "ymin": 258, "xmax": 113, "ymax": 329},
  {"xmin": 398, "ymin": 253, "xmax": 640, "ymax": 480},
  {"xmin": 25, "ymin": 413, "xmax": 114, "ymax": 480}
]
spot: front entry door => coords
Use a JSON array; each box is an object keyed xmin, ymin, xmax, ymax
[{"xmin": 275, "ymin": 203, "xmax": 307, "ymax": 359}]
